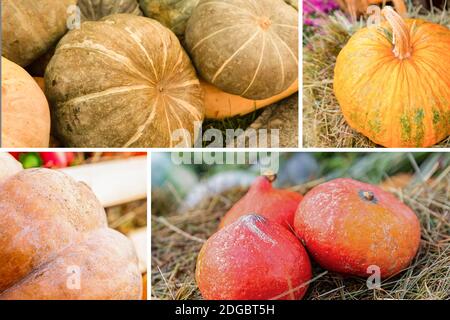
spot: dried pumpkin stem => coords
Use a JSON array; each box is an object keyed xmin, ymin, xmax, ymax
[
  {"xmin": 382, "ymin": 6, "xmax": 412, "ymax": 59},
  {"xmin": 262, "ymin": 170, "xmax": 277, "ymax": 182}
]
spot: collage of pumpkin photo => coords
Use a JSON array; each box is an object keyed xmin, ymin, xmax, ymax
[{"xmin": 0, "ymin": 0, "xmax": 449, "ymax": 308}]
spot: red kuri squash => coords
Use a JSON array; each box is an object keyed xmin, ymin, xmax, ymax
[{"xmin": 294, "ymin": 178, "xmax": 421, "ymax": 278}]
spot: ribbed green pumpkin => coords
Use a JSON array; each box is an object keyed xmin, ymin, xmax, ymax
[
  {"xmin": 1, "ymin": 0, "xmax": 76, "ymax": 67},
  {"xmin": 78, "ymin": 0, "xmax": 142, "ymax": 21},
  {"xmin": 185, "ymin": 0, "xmax": 298, "ymax": 100},
  {"xmin": 139, "ymin": 0, "xmax": 199, "ymax": 36},
  {"xmin": 45, "ymin": 14, "xmax": 204, "ymax": 148}
]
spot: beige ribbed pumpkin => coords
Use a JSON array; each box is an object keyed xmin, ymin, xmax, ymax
[
  {"xmin": 185, "ymin": 0, "xmax": 298, "ymax": 100},
  {"xmin": 45, "ymin": 14, "xmax": 204, "ymax": 148},
  {"xmin": 1, "ymin": 0, "xmax": 76, "ymax": 67},
  {"xmin": 78, "ymin": 0, "xmax": 142, "ymax": 21}
]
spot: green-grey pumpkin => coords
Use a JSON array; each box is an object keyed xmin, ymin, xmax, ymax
[
  {"xmin": 139, "ymin": 0, "xmax": 199, "ymax": 36},
  {"xmin": 78, "ymin": 0, "xmax": 142, "ymax": 21},
  {"xmin": 1, "ymin": 0, "xmax": 76, "ymax": 67},
  {"xmin": 185, "ymin": 0, "xmax": 298, "ymax": 100},
  {"xmin": 45, "ymin": 14, "xmax": 204, "ymax": 148}
]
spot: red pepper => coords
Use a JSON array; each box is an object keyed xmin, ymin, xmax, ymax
[
  {"xmin": 39, "ymin": 152, "xmax": 75, "ymax": 168},
  {"xmin": 9, "ymin": 152, "xmax": 75, "ymax": 168}
]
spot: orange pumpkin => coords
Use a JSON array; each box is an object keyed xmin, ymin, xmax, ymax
[
  {"xmin": 202, "ymin": 79, "xmax": 298, "ymax": 119},
  {"xmin": 0, "ymin": 156, "xmax": 142, "ymax": 300},
  {"xmin": 294, "ymin": 178, "xmax": 421, "ymax": 278},
  {"xmin": 197, "ymin": 214, "xmax": 312, "ymax": 300},
  {"xmin": 334, "ymin": 7, "xmax": 450, "ymax": 147},
  {"xmin": 1, "ymin": 57, "xmax": 50, "ymax": 147}
]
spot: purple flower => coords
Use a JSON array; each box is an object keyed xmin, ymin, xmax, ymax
[{"xmin": 304, "ymin": 0, "xmax": 339, "ymax": 15}]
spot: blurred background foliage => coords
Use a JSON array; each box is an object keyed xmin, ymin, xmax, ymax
[{"xmin": 152, "ymin": 152, "xmax": 449, "ymax": 211}]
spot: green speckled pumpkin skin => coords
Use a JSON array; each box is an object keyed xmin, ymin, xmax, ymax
[
  {"xmin": 2, "ymin": 0, "xmax": 76, "ymax": 67},
  {"xmin": 139, "ymin": 0, "xmax": 199, "ymax": 35},
  {"xmin": 78, "ymin": 0, "xmax": 142, "ymax": 21},
  {"xmin": 334, "ymin": 19, "xmax": 450, "ymax": 147},
  {"xmin": 45, "ymin": 14, "xmax": 204, "ymax": 148},
  {"xmin": 185, "ymin": 0, "xmax": 298, "ymax": 100}
]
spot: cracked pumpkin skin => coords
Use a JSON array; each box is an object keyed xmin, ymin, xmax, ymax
[
  {"xmin": 196, "ymin": 214, "xmax": 312, "ymax": 300},
  {"xmin": 294, "ymin": 178, "xmax": 421, "ymax": 278},
  {"xmin": 219, "ymin": 175, "xmax": 303, "ymax": 230},
  {"xmin": 334, "ymin": 7, "xmax": 450, "ymax": 147}
]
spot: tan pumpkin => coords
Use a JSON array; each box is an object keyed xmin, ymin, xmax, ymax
[
  {"xmin": 1, "ymin": 0, "xmax": 76, "ymax": 67},
  {"xmin": 139, "ymin": 0, "xmax": 200, "ymax": 36},
  {"xmin": 0, "ymin": 155, "xmax": 142, "ymax": 300},
  {"xmin": 185, "ymin": 0, "xmax": 298, "ymax": 100},
  {"xmin": 45, "ymin": 14, "xmax": 204, "ymax": 148},
  {"xmin": 0, "ymin": 153, "xmax": 23, "ymax": 183},
  {"xmin": 78, "ymin": 0, "xmax": 142, "ymax": 21},
  {"xmin": 1, "ymin": 57, "xmax": 50, "ymax": 148},
  {"xmin": 334, "ymin": 7, "xmax": 450, "ymax": 147},
  {"xmin": 202, "ymin": 78, "xmax": 298, "ymax": 119}
]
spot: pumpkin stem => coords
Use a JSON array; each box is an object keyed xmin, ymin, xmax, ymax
[
  {"xmin": 359, "ymin": 190, "xmax": 378, "ymax": 204},
  {"xmin": 262, "ymin": 170, "xmax": 277, "ymax": 183},
  {"xmin": 382, "ymin": 6, "xmax": 412, "ymax": 59},
  {"xmin": 362, "ymin": 191, "xmax": 374, "ymax": 201}
]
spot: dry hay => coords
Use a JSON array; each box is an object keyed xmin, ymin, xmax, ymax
[{"xmin": 151, "ymin": 164, "xmax": 449, "ymax": 300}]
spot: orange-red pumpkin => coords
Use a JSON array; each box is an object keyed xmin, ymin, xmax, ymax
[
  {"xmin": 197, "ymin": 214, "xmax": 312, "ymax": 300},
  {"xmin": 1, "ymin": 57, "xmax": 50, "ymax": 147},
  {"xmin": 219, "ymin": 175, "xmax": 303, "ymax": 230},
  {"xmin": 334, "ymin": 7, "xmax": 450, "ymax": 147},
  {"xmin": 294, "ymin": 178, "xmax": 421, "ymax": 278}
]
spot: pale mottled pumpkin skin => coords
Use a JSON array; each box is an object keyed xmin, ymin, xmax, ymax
[
  {"xmin": 1, "ymin": 57, "xmax": 50, "ymax": 148},
  {"xmin": 78, "ymin": 0, "xmax": 142, "ymax": 21},
  {"xmin": 0, "ymin": 165, "xmax": 142, "ymax": 300},
  {"xmin": 0, "ymin": 154, "xmax": 23, "ymax": 183},
  {"xmin": 334, "ymin": 19, "xmax": 450, "ymax": 147},
  {"xmin": 185, "ymin": 0, "xmax": 298, "ymax": 100},
  {"xmin": 1, "ymin": 0, "xmax": 76, "ymax": 67},
  {"xmin": 139, "ymin": 0, "xmax": 199, "ymax": 35},
  {"xmin": 45, "ymin": 14, "xmax": 204, "ymax": 148}
]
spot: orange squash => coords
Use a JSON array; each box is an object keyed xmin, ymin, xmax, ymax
[
  {"xmin": 0, "ymin": 155, "xmax": 142, "ymax": 300},
  {"xmin": 219, "ymin": 175, "xmax": 303, "ymax": 230},
  {"xmin": 197, "ymin": 214, "xmax": 312, "ymax": 300},
  {"xmin": 1, "ymin": 57, "xmax": 50, "ymax": 147},
  {"xmin": 202, "ymin": 79, "xmax": 298, "ymax": 119},
  {"xmin": 334, "ymin": 7, "xmax": 450, "ymax": 147},
  {"xmin": 294, "ymin": 178, "xmax": 420, "ymax": 278}
]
